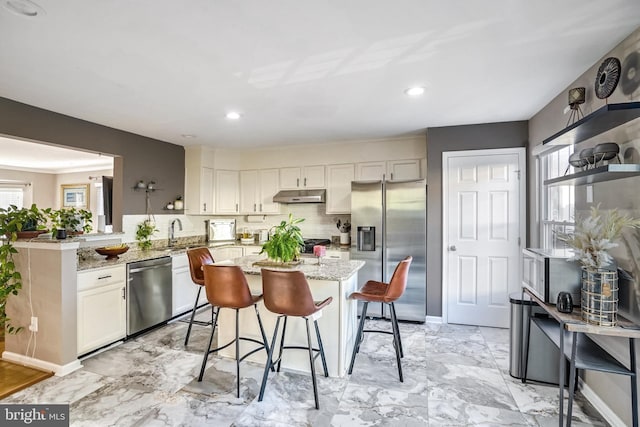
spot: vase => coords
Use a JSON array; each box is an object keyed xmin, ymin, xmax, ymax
[{"xmin": 580, "ymin": 267, "xmax": 618, "ymax": 327}]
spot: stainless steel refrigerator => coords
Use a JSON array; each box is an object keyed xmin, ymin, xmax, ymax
[{"xmin": 350, "ymin": 179, "xmax": 427, "ymax": 322}]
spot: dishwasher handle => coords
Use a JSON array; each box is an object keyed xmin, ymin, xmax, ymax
[{"xmin": 128, "ymin": 264, "xmax": 171, "ymax": 274}]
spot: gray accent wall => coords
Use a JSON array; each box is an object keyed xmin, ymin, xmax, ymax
[
  {"xmin": 0, "ymin": 97, "xmax": 185, "ymax": 230},
  {"xmin": 425, "ymin": 121, "xmax": 528, "ymax": 317}
]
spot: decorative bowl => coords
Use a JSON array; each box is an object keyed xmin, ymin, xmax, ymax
[
  {"xmin": 568, "ymin": 152, "xmax": 587, "ymax": 169},
  {"xmin": 240, "ymin": 237, "xmax": 255, "ymax": 245},
  {"xmin": 95, "ymin": 245, "xmax": 130, "ymax": 260},
  {"xmin": 593, "ymin": 142, "xmax": 620, "ymax": 162}
]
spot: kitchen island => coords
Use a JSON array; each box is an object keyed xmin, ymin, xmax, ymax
[{"xmin": 215, "ymin": 255, "xmax": 364, "ymax": 378}]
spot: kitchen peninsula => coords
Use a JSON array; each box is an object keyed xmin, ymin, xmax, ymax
[{"xmin": 215, "ymin": 255, "xmax": 364, "ymax": 378}]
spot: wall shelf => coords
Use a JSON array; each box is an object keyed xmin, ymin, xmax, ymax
[
  {"xmin": 544, "ymin": 164, "xmax": 640, "ymax": 186},
  {"xmin": 543, "ymin": 102, "xmax": 640, "ymax": 146}
]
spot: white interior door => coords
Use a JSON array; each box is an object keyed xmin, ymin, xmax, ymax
[{"xmin": 443, "ymin": 148, "xmax": 525, "ymax": 328}]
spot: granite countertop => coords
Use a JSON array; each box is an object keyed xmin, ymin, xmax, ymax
[
  {"xmin": 231, "ymin": 255, "xmax": 364, "ymax": 281},
  {"xmin": 77, "ymin": 241, "xmax": 352, "ymax": 272}
]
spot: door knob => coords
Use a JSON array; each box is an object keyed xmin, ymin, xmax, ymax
[{"xmin": 449, "ymin": 245, "xmax": 457, "ymax": 251}]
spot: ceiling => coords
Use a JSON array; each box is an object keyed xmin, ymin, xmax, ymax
[{"xmin": 1, "ymin": 1, "xmax": 640, "ymax": 166}]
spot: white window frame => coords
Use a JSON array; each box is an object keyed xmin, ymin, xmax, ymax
[{"xmin": 537, "ymin": 145, "xmax": 576, "ymax": 250}]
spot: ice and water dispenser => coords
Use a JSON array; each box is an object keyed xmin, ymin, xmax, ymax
[{"xmin": 357, "ymin": 226, "xmax": 375, "ymax": 251}]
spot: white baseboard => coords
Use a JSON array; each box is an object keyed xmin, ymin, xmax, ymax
[
  {"xmin": 579, "ymin": 378, "xmax": 627, "ymax": 427},
  {"xmin": 2, "ymin": 351, "xmax": 82, "ymax": 377},
  {"xmin": 426, "ymin": 315, "xmax": 443, "ymax": 323}
]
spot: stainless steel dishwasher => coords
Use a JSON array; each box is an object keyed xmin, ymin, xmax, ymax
[{"xmin": 127, "ymin": 257, "xmax": 172, "ymax": 336}]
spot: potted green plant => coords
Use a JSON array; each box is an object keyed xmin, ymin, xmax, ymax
[
  {"xmin": 0, "ymin": 204, "xmax": 50, "ymax": 334},
  {"xmin": 260, "ymin": 213, "xmax": 304, "ymax": 263},
  {"xmin": 136, "ymin": 218, "xmax": 158, "ymax": 250},
  {"xmin": 50, "ymin": 207, "xmax": 93, "ymax": 237}
]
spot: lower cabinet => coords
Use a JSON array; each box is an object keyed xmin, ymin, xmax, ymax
[
  {"xmin": 77, "ymin": 265, "xmax": 126, "ymax": 356},
  {"xmin": 326, "ymin": 249, "xmax": 350, "ymax": 260},
  {"xmin": 171, "ymin": 253, "xmax": 202, "ymax": 317},
  {"xmin": 211, "ymin": 246, "xmax": 244, "ymax": 262}
]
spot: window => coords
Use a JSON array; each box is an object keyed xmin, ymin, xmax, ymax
[
  {"xmin": 539, "ymin": 146, "xmax": 575, "ymax": 249},
  {"xmin": 0, "ymin": 184, "xmax": 25, "ymax": 210}
]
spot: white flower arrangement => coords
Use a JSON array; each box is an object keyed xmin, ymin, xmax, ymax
[{"xmin": 557, "ymin": 204, "xmax": 640, "ymax": 270}]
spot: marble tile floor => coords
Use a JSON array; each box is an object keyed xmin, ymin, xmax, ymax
[{"xmin": 1, "ymin": 314, "xmax": 610, "ymax": 426}]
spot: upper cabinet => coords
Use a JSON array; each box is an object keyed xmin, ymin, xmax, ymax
[
  {"xmin": 326, "ymin": 164, "xmax": 355, "ymax": 214},
  {"xmin": 240, "ymin": 169, "xmax": 280, "ymax": 214},
  {"xmin": 280, "ymin": 165, "xmax": 325, "ymax": 189},
  {"xmin": 185, "ymin": 147, "xmax": 215, "ymax": 214},
  {"xmin": 542, "ymin": 102, "xmax": 640, "ymax": 186},
  {"xmin": 355, "ymin": 159, "xmax": 421, "ymax": 181},
  {"xmin": 388, "ymin": 159, "xmax": 420, "ymax": 180},
  {"xmin": 215, "ymin": 170, "xmax": 239, "ymax": 214},
  {"xmin": 356, "ymin": 161, "xmax": 386, "ymax": 180}
]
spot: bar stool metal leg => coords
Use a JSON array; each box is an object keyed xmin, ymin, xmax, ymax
[
  {"xmin": 259, "ymin": 316, "xmax": 282, "ymax": 402},
  {"xmin": 276, "ymin": 316, "xmax": 288, "ymax": 372},
  {"xmin": 314, "ymin": 320, "xmax": 329, "ymax": 377},
  {"xmin": 255, "ymin": 305, "xmax": 275, "ymax": 373},
  {"xmin": 185, "ymin": 287, "xmax": 203, "ymax": 345},
  {"xmin": 348, "ymin": 301, "xmax": 369, "ymax": 374},
  {"xmin": 390, "ymin": 302, "xmax": 404, "ymax": 358},
  {"xmin": 235, "ymin": 308, "xmax": 241, "ymax": 398},
  {"xmin": 306, "ymin": 318, "xmax": 320, "ymax": 409},
  {"xmin": 389, "ymin": 302, "xmax": 403, "ymax": 382},
  {"xmin": 198, "ymin": 306, "xmax": 220, "ymax": 381}
]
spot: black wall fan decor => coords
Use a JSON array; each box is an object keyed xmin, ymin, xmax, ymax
[{"xmin": 595, "ymin": 57, "xmax": 621, "ymax": 99}]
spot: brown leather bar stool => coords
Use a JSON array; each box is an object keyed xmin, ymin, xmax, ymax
[
  {"xmin": 258, "ymin": 269, "xmax": 332, "ymax": 409},
  {"xmin": 198, "ymin": 265, "xmax": 271, "ymax": 398},
  {"xmin": 184, "ymin": 248, "xmax": 215, "ymax": 346},
  {"xmin": 348, "ymin": 256, "xmax": 412, "ymax": 382}
]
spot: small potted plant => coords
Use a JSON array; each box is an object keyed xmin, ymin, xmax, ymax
[
  {"xmin": 136, "ymin": 218, "xmax": 158, "ymax": 250},
  {"xmin": 50, "ymin": 207, "xmax": 93, "ymax": 238},
  {"xmin": 557, "ymin": 204, "xmax": 640, "ymax": 326},
  {"xmin": 260, "ymin": 213, "xmax": 304, "ymax": 264},
  {"xmin": 1, "ymin": 204, "xmax": 50, "ymax": 239}
]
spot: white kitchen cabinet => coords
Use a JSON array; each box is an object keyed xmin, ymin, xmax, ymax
[
  {"xmin": 326, "ymin": 163, "xmax": 354, "ymax": 214},
  {"xmin": 355, "ymin": 159, "xmax": 421, "ymax": 181},
  {"xmin": 240, "ymin": 169, "xmax": 280, "ymax": 214},
  {"xmin": 211, "ymin": 246, "xmax": 244, "ymax": 263},
  {"xmin": 388, "ymin": 159, "xmax": 420, "ymax": 180},
  {"xmin": 279, "ymin": 165, "xmax": 325, "ymax": 189},
  {"xmin": 215, "ymin": 170, "xmax": 240, "ymax": 214},
  {"xmin": 356, "ymin": 161, "xmax": 386, "ymax": 180},
  {"xmin": 243, "ymin": 245, "xmax": 264, "ymax": 256},
  {"xmin": 171, "ymin": 253, "xmax": 203, "ymax": 317},
  {"xmin": 325, "ymin": 249, "xmax": 350, "ymax": 260},
  {"xmin": 77, "ymin": 265, "xmax": 126, "ymax": 355},
  {"xmin": 185, "ymin": 146, "xmax": 215, "ymax": 214}
]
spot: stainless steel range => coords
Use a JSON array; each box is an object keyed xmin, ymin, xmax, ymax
[{"xmin": 301, "ymin": 238, "xmax": 331, "ymax": 253}]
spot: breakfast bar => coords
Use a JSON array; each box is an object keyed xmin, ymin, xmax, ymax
[{"xmin": 214, "ymin": 255, "xmax": 365, "ymax": 378}]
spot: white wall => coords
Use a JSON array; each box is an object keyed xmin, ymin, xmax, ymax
[{"xmin": 0, "ymin": 167, "xmax": 56, "ymax": 208}]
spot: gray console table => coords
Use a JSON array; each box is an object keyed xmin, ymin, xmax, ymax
[{"xmin": 521, "ymin": 288, "xmax": 639, "ymax": 427}]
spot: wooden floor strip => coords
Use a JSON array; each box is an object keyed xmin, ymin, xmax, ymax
[{"xmin": 0, "ymin": 337, "xmax": 54, "ymax": 399}]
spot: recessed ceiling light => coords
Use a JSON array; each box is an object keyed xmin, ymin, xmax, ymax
[
  {"xmin": 404, "ymin": 86, "xmax": 425, "ymax": 97},
  {"xmin": 226, "ymin": 111, "xmax": 241, "ymax": 120},
  {"xmin": 3, "ymin": 0, "xmax": 45, "ymax": 17},
  {"xmin": 181, "ymin": 134, "xmax": 196, "ymax": 139}
]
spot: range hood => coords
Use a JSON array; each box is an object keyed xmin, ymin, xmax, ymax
[{"xmin": 273, "ymin": 189, "xmax": 326, "ymax": 203}]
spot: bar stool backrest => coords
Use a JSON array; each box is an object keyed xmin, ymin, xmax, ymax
[
  {"xmin": 385, "ymin": 256, "xmax": 413, "ymax": 302},
  {"xmin": 261, "ymin": 269, "xmax": 317, "ymax": 317},
  {"xmin": 203, "ymin": 265, "xmax": 255, "ymax": 309},
  {"xmin": 187, "ymin": 248, "xmax": 214, "ymax": 286}
]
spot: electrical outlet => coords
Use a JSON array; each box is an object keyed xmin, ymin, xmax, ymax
[{"xmin": 29, "ymin": 316, "xmax": 38, "ymax": 332}]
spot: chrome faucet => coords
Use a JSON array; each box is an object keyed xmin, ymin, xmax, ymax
[{"xmin": 169, "ymin": 218, "xmax": 183, "ymax": 247}]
